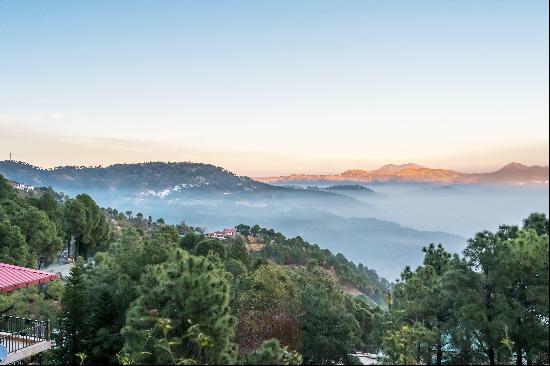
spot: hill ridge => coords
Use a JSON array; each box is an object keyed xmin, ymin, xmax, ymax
[{"xmin": 256, "ymin": 162, "xmax": 549, "ymax": 186}]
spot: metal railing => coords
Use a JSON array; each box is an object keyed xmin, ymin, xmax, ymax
[{"xmin": 0, "ymin": 315, "xmax": 50, "ymax": 354}]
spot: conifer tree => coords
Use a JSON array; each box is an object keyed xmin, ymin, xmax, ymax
[
  {"xmin": 501, "ymin": 229, "xmax": 549, "ymax": 365},
  {"xmin": 296, "ymin": 266, "xmax": 360, "ymax": 365},
  {"xmin": 53, "ymin": 259, "xmax": 89, "ymax": 365},
  {"xmin": 122, "ymin": 252, "xmax": 236, "ymax": 364},
  {"xmin": 228, "ymin": 238, "xmax": 250, "ymax": 268},
  {"xmin": 86, "ymin": 289, "xmax": 122, "ymax": 364},
  {"xmin": 0, "ymin": 220, "xmax": 32, "ymax": 266},
  {"xmin": 194, "ymin": 238, "xmax": 227, "ymax": 259}
]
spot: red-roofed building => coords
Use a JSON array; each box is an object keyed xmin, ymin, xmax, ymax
[
  {"xmin": 223, "ymin": 228, "xmax": 236, "ymax": 237},
  {"xmin": 0, "ymin": 263, "xmax": 59, "ymax": 294},
  {"xmin": 1, "ymin": 262, "xmax": 59, "ymax": 365},
  {"xmin": 206, "ymin": 227, "xmax": 237, "ymax": 239}
]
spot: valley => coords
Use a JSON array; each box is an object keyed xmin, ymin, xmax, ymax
[{"xmin": 1, "ymin": 160, "xmax": 547, "ymax": 279}]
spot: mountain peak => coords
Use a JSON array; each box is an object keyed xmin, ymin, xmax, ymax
[
  {"xmin": 500, "ymin": 162, "xmax": 529, "ymax": 171},
  {"xmin": 255, "ymin": 162, "xmax": 548, "ymax": 186},
  {"xmin": 340, "ymin": 169, "xmax": 369, "ymax": 177},
  {"xmin": 374, "ymin": 163, "xmax": 425, "ymax": 173}
]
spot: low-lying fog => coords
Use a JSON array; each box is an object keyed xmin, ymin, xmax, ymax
[
  {"xmin": 64, "ymin": 183, "xmax": 548, "ymax": 280},
  {"xmin": 324, "ymin": 183, "xmax": 549, "ymax": 237}
]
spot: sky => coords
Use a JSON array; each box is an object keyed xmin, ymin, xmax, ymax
[{"xmin": 0, "ymin": 0, "xmax": 548, "ymax": 176}]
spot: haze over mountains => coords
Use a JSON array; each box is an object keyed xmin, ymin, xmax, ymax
[
  {"xmin": 257, "ymin": 162, "xmax": 549, "ymax": 186},
  {"xmin": 1, "ymin": 160, "xmax": 547, "ymax": 279},
  {"xmin": 1, "ymin": 160, "xmax": 547, "ymax": 189}
]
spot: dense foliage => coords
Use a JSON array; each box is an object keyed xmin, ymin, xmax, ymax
[
  {"xmin": 384, "ymin": 213, "xmax": 549, "ymax": 365},
  {"xmin": 1, "ymin": 173, "xmax": 548, "ymax": 365},
  {"xmin": 0, "ymin": 174, "xmax": 381, "ymax": 364},
  {"xmin": 235, "ymin": 224, "xmax": 391, "ymax": 307},
  {"xmin": 0, "ymin": 175, "xmax": 110, "ymax": 268},
  {"xmin": 46, "ymin": 225, "xmax": 382, "ymax": 365}
]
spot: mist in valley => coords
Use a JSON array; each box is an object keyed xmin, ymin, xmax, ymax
[
  {"xmin": 318, "ymin": 183, "xmax": 549, "ymax": 237},
  {"xmin": 54, "ymin": 183, "xmax": 548, "ymax": 280}
]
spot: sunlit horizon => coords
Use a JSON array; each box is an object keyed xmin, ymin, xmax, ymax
[{"xmin": 1, "ymin": 0, "xmax": 548, "ymax": 176}]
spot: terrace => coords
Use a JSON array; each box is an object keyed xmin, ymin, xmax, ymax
[
  {"xmin": 0, "ymin": 263, "xmax": 59, "ymax": 365},
  {"xmin": 0, "ymin": 316, "xmax": 51, "ymax": 365}
]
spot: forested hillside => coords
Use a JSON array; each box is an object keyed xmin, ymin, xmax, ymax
[
  {"xmin": 1, "ymin": 173, "xmax": 548, "ymax": 365},
  {"xmin": 0, "ymin": 160, "xmax": 471, "ymax": 280},
  {"xmin": 0, "ymin": 161, "xmax": 268, "ymax": 192},
  {"xmin": 233, "ymin": 224, "xmax": 390, "ymax": 307},
  {"xmin": 0, "ymin": 174, "xmax": 387, "ymax": 364}
]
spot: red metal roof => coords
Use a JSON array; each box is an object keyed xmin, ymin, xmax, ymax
[{"xmin": 0, "ymin": 263, "xmax": 60, "ymax": 293}]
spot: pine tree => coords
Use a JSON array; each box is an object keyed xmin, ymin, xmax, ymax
[
  {"xmin": 194, "ymin": 238, "xmax": 227, "ymax": 259},
  {"xmin": 296, "ymin": 266, "xmax": 360, "ymax": 365},
  {"xmin": 53, "ymin": 259, "xmax": 89, "ymax": 364},
  {"xmin": 501, "ymin": 229, "xmax": 549, "ymax": 365},
  {"xmin": 121, "ymin": 252, "xmax": 236, "ymax": 364},
  {"xmin": 0, "ymin": 220, "xmax": 33, "ymax": 266},
  {"xmin": 459, "ymin": 228, "xmax": 514, "ymax": 365},
  {"xmin": 87, "ymin": 289, "xmax": 122, "ymax": 364},
  {"xmin": 391, "ymin": 244, "xmax": 455, "ymax": 365},
  {"xmin": 522, "ymin": 213, "xmax": 549, "ymax": 236},
  {"xmin": 228, "ymin": 238, "xmax": 250, "ymax": 268}
]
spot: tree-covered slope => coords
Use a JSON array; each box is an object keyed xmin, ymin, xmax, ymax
[
  {"xmin": 0, "ymin": 161, "xmax": 270, "ymax": 192},
  {"xmin": 3, "ymin": 170, "xmax": 547, "ymax": 365},
  {"xmin": 233, "ymin": 224, "xmax": 391, "ymax": 307}
]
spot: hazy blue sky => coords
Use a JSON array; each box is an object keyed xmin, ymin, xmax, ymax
[{"xmin": 1, "ymin": 0, "xmax": 548, "ymax": 175}]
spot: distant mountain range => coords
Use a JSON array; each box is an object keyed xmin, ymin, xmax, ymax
[
  {"xmin": 256, "ymin": 162, "xmax": 549, "ymax": 186},
  {"xmin": 2, "ymin": 161, "xmax": 547, "ymax": 190},
  {"xmin": 0, "ymin": 160, "xmax": 383, "ymax": 219},
  {"xmin": 3, "ymin": 160, "xmax": 545, "ymax": 279},
  {"xmin": 0, "ymin": 160, "xmax": 470, "ymax": 279}
]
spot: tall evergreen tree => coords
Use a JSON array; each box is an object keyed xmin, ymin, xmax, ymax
[
  {"xmin": 392, "ymin": 244, "xmax": 455, "ymax": 365},
  {"xmin": 53, "ymin": 259, "xmax": 89, "ymax": 365},
  {"xmin": 228, "ymin": 238, "xmax": 250, "ymax": 268},
  {"xmin": 65, "ymin": 194, "xmax": 110, "ymax": 260},
  {"xmin": 523, "ymin": 212, "xmax": 549, "ymax": 236},
  {"xmin": 296, "ymin": 266, "xmax": 360, "ymax": 365},
  {"xmin": 501, "ymin": 229, "xmax": 549, "ymax": 365},
  {"xmin": 86, "ymin": 289, "xmax": 122, "ymax": 364},
  {"xmin": 460, "ymin": 227, "xmax": 516, "ymax": 365}
]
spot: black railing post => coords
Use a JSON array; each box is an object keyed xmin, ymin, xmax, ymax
[{"xmin": 46, "ymin": 319, "xmax": 51, "ymax": 340}]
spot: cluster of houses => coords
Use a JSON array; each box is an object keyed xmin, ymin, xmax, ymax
[
  {"xmin": 206, "ymin": 227, "xmax": 237, "ymax": 239},
  {"xmin": 10, "ymin": 182, "xmax": 34, "ymax": 191}
]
